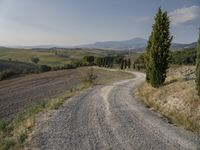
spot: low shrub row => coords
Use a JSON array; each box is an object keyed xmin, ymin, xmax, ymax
[
  {"xmin": 0, "ymin": 60, "xmax": 82, "ymax": 81},
  {"xmin": 0, "ymin": 69, "xmax": 16, "ymax": 81}
]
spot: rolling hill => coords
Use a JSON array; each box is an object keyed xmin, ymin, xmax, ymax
[
  {"xmin": 79, "ymin": 37, "xmax": 147, "ymax": 50},
  {"xmin": 78, "ymin": 37, "xmax": 197, "ymax": 51}
]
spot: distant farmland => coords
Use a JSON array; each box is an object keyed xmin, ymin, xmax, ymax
[{"xmin": 0, "ymin": 47, "xmax": 122, "ymax": 66}]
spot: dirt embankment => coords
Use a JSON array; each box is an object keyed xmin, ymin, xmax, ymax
[
  {"xmin": 0, "ymin": 67, "xmax": 133, "ymax": 120},
  {"xmin": 136, "ymin": 66, "xmax": 200, "ymax": 132}
]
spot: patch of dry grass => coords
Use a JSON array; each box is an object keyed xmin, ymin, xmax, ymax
[{"xmin": 136, "ymin": 66, "xmax": 200, "ymax": 133}]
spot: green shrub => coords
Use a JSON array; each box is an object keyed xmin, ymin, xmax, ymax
[
  {"xmin": 196, "ymin": 29, "xmax": 200, "ymax": 96},
  {"xmin": 70, "ymin": 61, "xmax": 81, "ymax": 68},
  {"xmin": 17, "ymin": 130, "xmax": 27, "ymax": 144},
  {"xmin": 0, "ymin": 119, "xmax": 9, "ymax": 132},
  {"xmin": 38, "ymin": 65, "xmax": 51, "ymax": 72},
  {"xmin": 1, "ymin": 138, "xmax": 16, "ymax": 150},
  {"xmin": 51, "ymin": 66, "xmax": 61, "ymax": 71},
  {"xmin": 0, "ymin": 60, "xmax": 38, "ymax": 74},
  {"xmin": 0, "ymin": 69, "xmax": 16, "ymax": 81},
  {"xmin": 170, "ymin": 48, "xmax": 196, "ymax": 65},
  {"xmin": 83, "ymin": 56, "xmax": 94, "ymax": 65},
  {"xmin": 83, "ymin": 68, "xmax": 97, "ymax": 84},
  {"xmin": 31, "ymin": 57, "xmax": 40, "ymax": 64}
]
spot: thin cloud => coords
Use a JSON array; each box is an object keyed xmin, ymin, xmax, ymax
[{"xmin": 169, "ymin": 5, "xmax": 199, "ymax": 26}]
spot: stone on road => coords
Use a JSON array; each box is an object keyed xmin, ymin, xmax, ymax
[{"xmin": 30, "ymin": 72, "xmax": 199, "ymax": 150}]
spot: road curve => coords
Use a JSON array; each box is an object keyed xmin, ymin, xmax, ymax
[{"xmin": 31, "ymin": 72, "xmax": 199, "ymax": 150}]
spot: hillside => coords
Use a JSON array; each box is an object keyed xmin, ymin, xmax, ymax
[
  {"xmin": 136, "ymin": 66, "xmax": 200, "ymax": 132},
  {"xmin": 79, "ymin": 37, "xmax": 147, "ymax": 51},
  {"xmin": 0, "ymin": 60, "xmax": 38, "ymax": 73},
  {"xmin": 0, "ymin": 47, "xmax": 122, "ymax": 66},
  {"xmin": 78, "ymin": 37, "xmax": 197, "ymax": 51}
]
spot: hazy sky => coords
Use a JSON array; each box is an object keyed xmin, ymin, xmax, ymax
[{"xmin": 0, "ymin": 0, "xmax": 199, "ymax": 46}]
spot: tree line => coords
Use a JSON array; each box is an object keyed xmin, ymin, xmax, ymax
[
  {"xmin": 133, "ymin": 48, "xmax": 196, "ymax": 70},
  {"xmin": 82, "ymin": 55, "xmax": 131, "ymax": 69}
]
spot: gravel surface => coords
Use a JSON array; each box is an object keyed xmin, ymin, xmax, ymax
[{"xmin": 30, "ymin": 72, "xmax": 199, "ymax": 150}]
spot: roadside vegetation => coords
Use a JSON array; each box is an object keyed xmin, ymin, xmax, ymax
[
  {"xmin": 195, "ymin": 29, "xmax": 200, "ymax": 96},
  {"xmin": 0, "ymin": 69, "xmax": 16, "ymax": 81},
  {"xmin": 170, "ymin": 48, "xmax": 196, "ymax": 65},
  {"xmin": 136, "ymin": 8, "xmax": 200, "ymax": 133},
  {"xmin": 83, "ymin": 68, "xmax": 98, "ymax": 85},
  {"xmin": 136, "ymin": 66, "xmax": 200, "ymax": 132}
]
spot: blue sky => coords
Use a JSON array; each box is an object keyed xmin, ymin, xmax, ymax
[{"xmin": 0, "ymin": 0, "xmax": 199, "ymax": 46}]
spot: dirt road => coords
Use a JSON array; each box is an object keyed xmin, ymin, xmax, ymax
[{"xmin": 31, "ymin": 72, "xmax": 199, "ymax": 150}]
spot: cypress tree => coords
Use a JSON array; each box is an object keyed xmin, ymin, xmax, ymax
[
  {"xmin": 196, "ymin": 28, "xmax": 200, "ymax": 96},
  {"xmin": 133, "ymin": 62, "xmax": 136, "ymax": 69},
  {"xmin": 146, "ymin": 7, "xmax": 172, "ymax": 88},
  {"xmin": 128, "ymin": 58, "xmax": 131, "ymax": 68},
  {"xmin": 103, "ymin": 58, "xmax": 106, "ymax": 67},
  {"xmin": 120, "ymin": 60, "xmax": 124, "ymax": 70},
  {"xmin": 124, "ymin": 59, "xmax": 127, "ymax": 69},
  {"xmin": 146, "ymin": 34, "xmax": 152, "ymax": 83}
]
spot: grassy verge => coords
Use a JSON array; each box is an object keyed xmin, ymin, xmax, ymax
[
  {"xmin": 136, "ymin": 67, "xmax": 200, "ymax": 133},
  {"xmin": 0, "ymin": 82, "xmax": 90, "ymax": 150}
]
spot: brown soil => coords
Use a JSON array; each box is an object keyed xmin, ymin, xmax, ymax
[{"xmin": 0, "ymin": 67, "xmax": 132, "ymax": 120}]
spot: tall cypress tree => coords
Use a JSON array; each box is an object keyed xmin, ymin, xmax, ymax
[
  {"xmin": 196, "ymin": 28, "xmax": 200, "ymax": 96},
  {"xmin": 120, "ymin": 60, "xmax": 124, "ymax": 70},
  {"xmin": 128, "ymin": 58, "xmax": 131, "ymax": 69},
  {"xmin": 146, "ymin": 7, "xmax": 172, "ymax": 88},
  {"xmin": 124, "ymin": 59, "xmax": 127, "ymax": 69},
  {"xmin": 146, "ymin": 34, "xmax": 152, "ymax": 83}
]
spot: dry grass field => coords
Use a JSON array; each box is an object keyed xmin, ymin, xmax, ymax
[{"xmin": 136, "ymin": 66, "xmax": 200, "ymax": 133}]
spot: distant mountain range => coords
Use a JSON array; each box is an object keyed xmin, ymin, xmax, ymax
[
  {"xmin": 1, "ymin": 37, "xmax": 197, "ymax": 51},
  {"xmin": 79, "ymin": 38, "xmax": 147, "ymax": 51},
  {"xmin": 78, "ymin": 37, "xmax": 197, "ymax": 51},
  {"xmin": 170, "ymin": 42, "xmax": 197, "ymax": 50},
  {"xmin": 4, "ymin": 45, "xmax": 58, "ymax": 49}
]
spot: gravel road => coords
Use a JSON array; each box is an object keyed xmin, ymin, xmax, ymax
[{"xmin": 31, "ymin": 72, "xmax": 199, "ymax": 150}]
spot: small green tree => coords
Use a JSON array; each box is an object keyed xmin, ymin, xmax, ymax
[
  {"xmin": 146, "ymin": 7, "xmax": 172, "ymax": 88},
  {"xmin": 124, "ymin": 59, "xmax": 127, "ymax": 69},
  {"xmin": 133, "ymin": 62, "xmax": 136, "ymax": 69},
  {"xmin": 83, "ymin": 56, "xmax": 94, "ymax": 65},
  {"xmin": 196, "ymin": 28, "xmax": 200, "ymax": 95},
  {"xmin": 31, "ymin": 57, "xmax": 40, "ymax": 64},
  {"xmin": 84, "ymin": 68, "xmax": 97, "ymax": 85},
  {"xmin": 38, "ymin": 65, "xmax": 51, "ymax": 72},
  {"xmin": 114, "ymin": 56, "xmax": 124, "ymax": 69},
  {"xmin": 120, "ymin": 60, "xmax": 124, "ymax": 70},
  {"xmin": 128, "ymin": 58, "xmax": 131, "ymax": 69}
]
